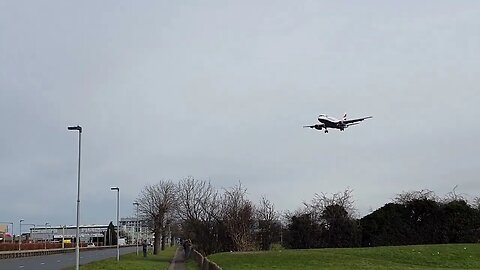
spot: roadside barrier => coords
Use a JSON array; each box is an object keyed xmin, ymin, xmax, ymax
[
  {"xmin": 192, "ymin": 249, "xmax": 222, "ymax": 270},
  {"xmin": 0, "ymin": 245, "xmax": 133, "ymax": 260},
  {"xmin": 0, "ymin": 248, "xmax": 74, "ymax": 259}
]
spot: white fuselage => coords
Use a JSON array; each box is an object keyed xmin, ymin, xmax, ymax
[
  {"xmin": 304, "ymin": 113, "xmax": 371, "ymax": 133},
  {"xmin": 318, "ymin": 115, "xmax": 347, "ymax": 130}
]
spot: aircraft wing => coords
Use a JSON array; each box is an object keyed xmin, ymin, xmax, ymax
[
  {"xmin": 303, "ymin": 123, "xmax": 325, "ymax": 129},
  {"xmin": 343, "ymin": 116, "xmax": 372, "ymax": 125}
]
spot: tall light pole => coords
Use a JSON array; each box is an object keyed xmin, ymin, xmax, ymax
[
  {"xmin": 133, "ymin": 202, "xmax": 139, "ymax": 255},
  {"xmin": 139, "ymin": 220, "xmax": 143, "ymax": 244},
  {"xmin": 11, "ymin": 222, "xmax": 14, "ymax": 244},
  {"xmin": 68, "ymin": 125, "xmax": 82, "ymax": 270},
  {"xmin": 44, "ymin": 223, "xmax": 49, "ymax": 249},
  {"xmin": 18, "ymin": 219, "xmax": 24, "ymax": 251},
  {"xmin": 23, "ymin": 224, "xmax": 35, "ymax": 243},
  {"xmin": 62, "ymin": 225, "xmax": 66, "ymax": 249},
  {"xmin": 111, "ymin": 187, "xmax": 120, "ymax": 261}
]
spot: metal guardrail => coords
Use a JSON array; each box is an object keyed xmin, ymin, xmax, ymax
[
  {"xmin": 0, "ymin": 247, "xmax": 75, "ymax": 259},
  {"xmin": 0, "ymin": 245, "xmax": 134, "ymax": 260}
]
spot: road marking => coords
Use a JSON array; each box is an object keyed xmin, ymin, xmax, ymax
[
  {"xmin": 41, "ymin": 262, "xmax": 45, "ymax": 265},
  {"xmin": 19, "ymin": 266, "xmax": 24, "ymax": 268},
  {"xmin": 57, "ymin": 260, "xmax": 61, "ymax": 263}
]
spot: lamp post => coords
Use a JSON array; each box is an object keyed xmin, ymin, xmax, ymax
[
  {"xmin": 23, "ymin": 224, "xmax": 35, "ymax": 243},
  {"xmin": 111, "ymin": 187, "xmax": 120, "ymax": 261},
  {"xmin": 11, "ymin": 222, "xmax": 14, "ymax": 244},
  {"xmin": 44, "ymin": 223, "xmax": 50, "ymax": 249},
  {"xmin": 62, "ymin": 225, "xmax": 66, "ymax": 249},
  {"xmin": 139, "ymin": 220, "xmax": 142, "ymax": 243},
  {"xmin": 68, "ymin": 125, "xmax": 82, "ymax": 270},
  {"xmin": 18, "ymin": 219, "xmax": 24, "ymax": 251},
  {"xmin": 133, "ymin": 202, "xmax": 139, "ymax": 255}
]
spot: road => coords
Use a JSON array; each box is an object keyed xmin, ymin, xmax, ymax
[{"xmin": 0, "ymin": 246, "xmax": 137, "ymax": 270}]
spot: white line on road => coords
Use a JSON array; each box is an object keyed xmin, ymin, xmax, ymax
[
  {"xmin": 40, "ymin": 262, "xmax": 45, "ymax": 265},
  {"xmin": 19, "ymin": 266, "xmax": 24, "ymax": 268}
]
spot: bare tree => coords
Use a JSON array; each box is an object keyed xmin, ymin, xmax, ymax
[
  {"xmin": 255, "ymin": 196, "xmax": 280, "ymax": 250},
  {"xmin": 136, "ymin": 180, "xmax": 176, "ymax": 254},
  {"xmin": 221, "ymin": 182, "xmax": 255, "ymax": 251},
  {"xmin": 256, "ymin": 196, "xmax": 277, "ymax": 223},
  {"xmin": 177, "ymin": 177, "xmax": 221, "ymax": 254},
  {"xmin": 306, "ymin": 188, "xmax": 356, "ymax": 220},
  {"xmin": 177, "ymin": 176, "xmax": 220, "ymax": 222},
  {"xmin": 394, "ymin": 189, "xmax": 438, "ymax": 204},
  {"xmin": 443, "ymin": 185, "xmax": 467, "ymax": 203},
  {"xmin": 302, "ymin": 188, "xmax": 360, "ymax": 248},
  {"xmin": 472, "ymin": 197, "xmax": 480, "ymax": 210}
]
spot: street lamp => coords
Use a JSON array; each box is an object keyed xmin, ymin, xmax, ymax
[
  {"xmin": 44, "ymin": 223, "xmax": 49, "ymax": 249},
  {"xmin": 133, "ymin": 202, "xmax": 139, "ymax": 255},
  {"xmin": 45, "ymin": 222, "xmax": 50, "ymax": 249},
  {"xmin": 111, "ymin": 187, "xmax": 120, "ymax": 261},
  {"xmin": 62, "ymin": 225, "xmax": 66, "ymax": 249},
  {"xmin": 23, "ymin": 224, "xmax": 35, "ymax": 243},
  {"xmin": 19, "ymin": 219, "xmax": 24, "ymax": 251},
  {"xmin": 68, "ymin": 125, "xmax": 82, "ymax": 270},
  {"xmin": 11, "ymin": 222, "xmax": 14, "ymax": 244}
]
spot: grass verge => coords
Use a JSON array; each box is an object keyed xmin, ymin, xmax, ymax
[
  {"xmin": 208, "ymin": 244, "xmax": 480, "ymax": 270},
  {"xmin": 64, "ymin": 246, "xmax": 176, "ymax": 270},
  {"xmin": 185, "ymin": 258, "xmax": 201, "ymax": 270}
]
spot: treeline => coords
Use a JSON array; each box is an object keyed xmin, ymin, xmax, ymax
[
  {"xmin": 136, "ymin": 178, "xmax": 480, "ymax": 255},
  {"xmin": 285, "ymin": 189, "xmax": 480, "ymax": 249},
  {"xmin": 136, "ymin": 177, "xmax": 281, "ymax": 255},
  {"xmin": 361, "ymin": 190, "xmax": 480, "ymax": 247}
]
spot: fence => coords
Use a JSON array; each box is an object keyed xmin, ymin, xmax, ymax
[{"xmin": 191, "ymin": 249, "xmax": 222, "ymax": 270}]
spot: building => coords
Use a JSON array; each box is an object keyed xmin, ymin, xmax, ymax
[
  {"xmin": 28, "ymin": 219, "xmax": 155, "ymax": 246},
  {"xmin": 30, "ymin": 225, "xmax": 109, "ymax": 245},
  {"xmin": 119, "ymin": 217, "xmax": 173, "ymax": 246},
  {"xmin": 119, "ymin": 217, "xmax": 151, "ymax": 244},
  {"xmin": 0, "ymin": 224, "xmax": 13, "ymax": 242},
  {"xmin": 0, "ymin": 224, "xmax": 8, "ymax": 234}
]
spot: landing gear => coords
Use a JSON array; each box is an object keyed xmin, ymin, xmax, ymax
[{"xmin": 324, "ymin": 129, "xmax": 328, "ymax": 133}]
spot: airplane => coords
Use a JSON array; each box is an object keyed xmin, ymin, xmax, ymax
[{"xmin": 304, "ymin": 113, "xmax": 372, "ymax": 133}]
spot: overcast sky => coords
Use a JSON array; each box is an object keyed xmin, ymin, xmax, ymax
[{"xmin": 1, "ymin": 1, "xmax": 480, "ymax": 234}]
